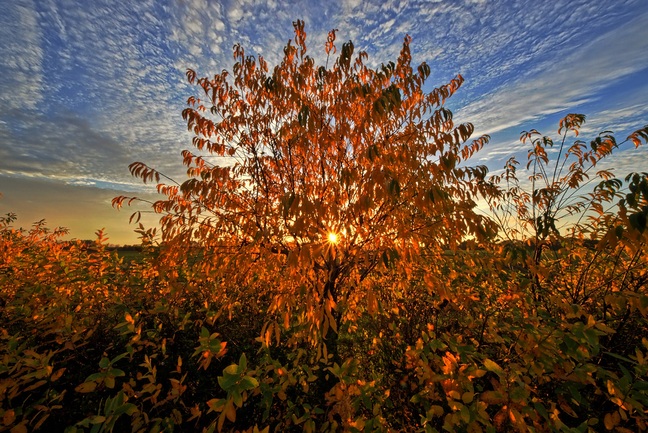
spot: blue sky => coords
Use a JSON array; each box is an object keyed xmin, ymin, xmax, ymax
[{"xmin": 1, "ymin": 0, "xmax": 647, "ymax": 244}]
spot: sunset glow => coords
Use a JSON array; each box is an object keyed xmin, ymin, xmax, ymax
[{"xmin": 0, "ymin": 2, "xmax": 646, "ymax": 245}]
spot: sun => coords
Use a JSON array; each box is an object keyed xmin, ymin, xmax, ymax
[{"xmin": 327, "ymin": 232, "xmax": 339, "ymax": 244}]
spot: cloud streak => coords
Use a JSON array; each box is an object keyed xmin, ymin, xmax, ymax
[
  {"xmin": 0, "ymin": 0, "xmax": 44, "ymax": 111},
  {"xmin": 1, "ymin": 0, "xmax": 647, "ymax": 243},
  {"xmin": 458, "ymin": 10, "xmax": 648, "ymax": 139}
]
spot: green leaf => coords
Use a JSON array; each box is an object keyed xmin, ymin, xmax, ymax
[
  {"xmin": 108, "ymin": 368, "xmax": 125, "ymax": 377},
  {"xmin": 238, "ymin": 353, "xmax": 247, "ymax": 372},
  {"xmin": 240, "ymin": 376, "xmax": 259, "ymax": 391},
  {"xmin": 88, "ymin": 416, "xmax": 106, "ymax": 424},
  {"xmin": 99, "ymin": 357, "xmax": 110, "ymax": 369},
  {"xmin": 483, "ymin": 358, "xmax": 505, "ymax": 378},
  {"xmin": 111, "ymin": 352, "xmax": 129, "ymax": 364},
  {"xmin": 232, "ymin": 391, "xmax": 243, "ymax": 407},
  {"xmin": 86, "ymin": 373, "xmax": 105, "ymax": 382},
  {"xmin": 75, "ymin": 381, "xmax": 97, "ymax": 393},
  {"xmin": 224, "ymin": 364, "xmax": 239, "ymax": 376},
  {"xmin": 604, "ymin": 352, "xmax": 634, "ymax": 364},
  {"xmin": 218, "ymin": 372, "xmax": 239, "ymax": 392}
]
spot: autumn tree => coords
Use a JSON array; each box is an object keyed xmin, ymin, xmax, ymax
[
  {"xmin": 471, "ymin": 115, "xmax": 648, "ymax": 432},
  {"xmin": 4, "ymin": 21, "xmax": 648, "ymax": 433},
  {"xmin": 485, "ymin": 113, "xmax": 648, "ymax": 307},
  {"xmin": 115, "ymin": 19, "xmax": 494, "ymax": 424}
]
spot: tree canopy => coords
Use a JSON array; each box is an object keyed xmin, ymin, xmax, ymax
[
  {"xmin": 115, "ymin": 20, "xmax": 495, "ymax": 359},
  {"xmin": 0, "ymin": 17, "xmax": 648, "ymax": 433},
  {"xmin": 50, "ymin": 19, "xmax": 644, "ymax": 432}
]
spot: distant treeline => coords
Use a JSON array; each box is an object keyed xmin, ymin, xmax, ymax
[{"xmin": 72, "ymin": 240, "xmax": 145, "ymax": 252}]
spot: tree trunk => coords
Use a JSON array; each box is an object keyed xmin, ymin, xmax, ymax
[{"xmin": 317, "ymin": 273, "xmax": 343, "ymax": 411}]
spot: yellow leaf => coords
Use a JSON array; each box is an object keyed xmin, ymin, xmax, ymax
[
  {"xmin": 606, "ymin": 380, "xmax": 617, "ymax": 396},
  {"xmin": 604, "ymin": 412, "xmax": 616, "ymax": 430},
  {"xmin": 366, "ymin": 290, "xmax": 377, "ymax": 315},
  {"xmin": 509, "ymin": 408, "xmax": 525, "ymax": 428},
  {"xmin": 274, "ymin": 323, "xmax": 281, "ymax": 345},
  {"xmin": 206, "ymin": 398, "xmax": 225, "ymax": 413},
  {"xmin": 23, "ymin": 380, "xmax": 47, "ymax": 392},
  {"xmin": 559, "ymin": 399, "xmax": 577, "ymax": 417},
  {"xmin": 75, "ymin": 382, "xmax": 97, "ymax": 393},
  {"xmin": 594, "ymin": 322, "xmax": 616, "ymax": 334},
  {"xmin": 428, "ymin": 405, "xmax": 444, "ymax": 417},
  {"xmin": 447, "ymin": 390, "xmax": 461, "ymax": 400},
  {"xmin": 10, "ymin": 424, "xmax": 27, "ymax": 433},
  {"xmin": 462, "ymin": 391, "xmax": 474, "ymax": 404},
  {"xmin": 483, "ymin": 358, "xmax": 505, "ymax": 377},
  {"xmin": 50, "ymin": 368, "xmax": 66, "ymax": 382},
  {"xmin": 225, "ymin": 400, "xmax": 236, "ymax": 422},
  {"xmin": 470, "ymin": 369, "xmax": 487, "ymax": 379}
]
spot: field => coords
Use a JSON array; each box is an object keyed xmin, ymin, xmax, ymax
[
  {"xmin": 1, "ymin": 207, "xmax": 648, "ymax": 432},
  {"xmin": 2, "ymin": 26, "xmax": 648, "ymax": 432}
]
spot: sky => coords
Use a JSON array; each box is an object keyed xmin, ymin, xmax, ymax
[{"xmin": 1, "ymin": 0, "xmax": 647, "ymax": 244}]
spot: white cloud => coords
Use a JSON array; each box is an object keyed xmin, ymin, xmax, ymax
[
  {"xmin": 0, "ymin": 0, "xmax": 44, "ymax": 110},
  {"xmin": 2, "ymin": 0, "xmax": 647, "ymax": 204},
  {"xmin": 458, "ymin": 10, "xmax": 648, "ymax": 139}
]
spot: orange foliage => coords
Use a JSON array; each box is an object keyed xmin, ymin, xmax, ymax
[{"xmin": 3, "ymin": 21, "xmax": 648, "ymax": 433}]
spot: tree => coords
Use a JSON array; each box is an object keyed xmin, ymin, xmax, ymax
[
  {"xmin": 4, "ymin": 21, "xmax": 648, "ymax": 432},
  {"xmin": 114, "ymin": 19, "xmax": 495, "ymax": 422},
  {"xmin": 484, "ymin": 113, "xmax": 648, "ymax": 306}
]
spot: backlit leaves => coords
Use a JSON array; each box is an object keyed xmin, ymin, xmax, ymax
[
  {"xmin": 627, "ymin": 125, "xmax": 648, "ymax": 148},
  {"xmin": 5, "ymin": 19, "xmax": 647, "ymax": 433},
  {"xmin": 116, "ymin": 21, "xmax": 495, "ymax": 365}
]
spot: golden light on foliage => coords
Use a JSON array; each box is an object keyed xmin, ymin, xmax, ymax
[
  {"xmin": 96, "ymin": 19, "xmax": 648, "ymax": 433},
  {"xmin": 327, "ymin": 232, "xmax": 339, "ymax": 244},
  {"xmin": 115, "ymin": 17, "xmax": 497, "ymax": 355}
]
